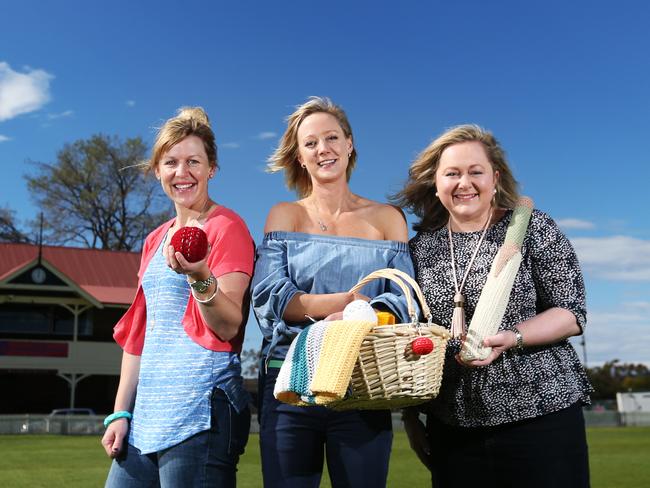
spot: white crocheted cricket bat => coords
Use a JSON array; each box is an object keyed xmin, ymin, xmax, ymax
[{"xmin": 460, "ymin": 197, "xmax": 533, "ymax": 362}]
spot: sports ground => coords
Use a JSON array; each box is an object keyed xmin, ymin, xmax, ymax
[{"xmin": 0, "ymin": 428, "xmax": 648, "ymax": 487}]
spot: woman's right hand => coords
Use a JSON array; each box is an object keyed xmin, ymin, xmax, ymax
[
  {"xmin": 323, "ymin": 292, "xmax": 370, "ymax": 321},
  {"xmin": 284, "ymin": 291, "xmax": 370, "ymax": 323},
  {"xmin": 101, "ymin": 418, "xmax": 129, "ymax": 458},
  {"xmin": 326, "ymin": 291, "xmax": 370, "ymax": 311},
  {"xmin": 402, "ymin": 409, "xmax": 432, "ymax": 470}
]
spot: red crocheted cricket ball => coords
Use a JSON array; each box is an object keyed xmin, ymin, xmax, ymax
[
  {"xmin": 411, "ymin": 337, "xmax": 434, "ymax": 355},
  {"xmin": 170, "ymin": 226, "xmax": 208, "ymax": 263}
]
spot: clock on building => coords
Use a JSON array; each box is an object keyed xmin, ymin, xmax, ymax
[{"xmin": 31, "ymin": 267, "xmax": 47, "ymax": 284}]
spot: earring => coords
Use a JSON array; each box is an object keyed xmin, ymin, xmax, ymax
[
  {"xmin": 493, "ymin": 188, "xmax": 497, "ymax": 194},
  {"xmin": 301, "ymin": 164, "xmax": 306, "ymax": 169},
  {"xmin": 348, "ymin": 152, "xmax": 352, "ymax": 158},
  {"xmin": 435, "ymin": 192, "xmax": 439, "ymax": 197}
]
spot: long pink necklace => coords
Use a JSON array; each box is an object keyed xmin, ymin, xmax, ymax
[{"xmin": 447, "ymin": 209, "xmax": 492, "ymax": 338}]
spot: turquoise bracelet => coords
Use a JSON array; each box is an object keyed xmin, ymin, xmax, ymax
[{"xmin": 103, "ymin": 411, "xmax": 132, "ymax": 428}]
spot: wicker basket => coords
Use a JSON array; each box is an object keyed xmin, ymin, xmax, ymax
[{"xmin": 332, "ymin": 269, "xmax": 450, "ymax": 410}]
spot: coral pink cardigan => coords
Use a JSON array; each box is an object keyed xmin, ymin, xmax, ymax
[{"xmin": 113, "ymin": 205, "xmax": 254, "ymax": 355}]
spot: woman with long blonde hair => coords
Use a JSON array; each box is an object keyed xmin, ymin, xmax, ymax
[
  {"xmin": 396, "ymin": 124, "xmax": 591, "ymax": 488},
  {"xmin": 252, "ymin": 97, "xmax": 414, "ymax": 487}
]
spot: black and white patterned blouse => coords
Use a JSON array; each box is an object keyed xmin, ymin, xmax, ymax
[{"xmin": 410, "ymin": 209, "xmax": 592, "ymax": 427}]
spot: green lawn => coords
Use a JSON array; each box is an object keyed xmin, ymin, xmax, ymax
[{"xmin": 0, "ymin": 428, "xmax": 647, "ymax": 487}]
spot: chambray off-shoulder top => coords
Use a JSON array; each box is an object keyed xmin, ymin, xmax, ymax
[{"xmin": 252, "ymin": 231, "xmax": 416, "ymax": 362}]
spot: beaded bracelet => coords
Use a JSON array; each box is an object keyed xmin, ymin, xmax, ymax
[{"xmin": 103, "ymin": 411, "xmax": 132, "ymax": 428}]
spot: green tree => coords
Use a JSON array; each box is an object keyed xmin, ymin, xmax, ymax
[
  {"xmin": 586, "ymin": 360, "xmax": 650, "ymax": 400},
  {"xmin": 587, "ymin": 360, "xmax": 621, "ymax": 400},
  {"xmin": 25, "ymin": 134, "xmax": 171, "ymax": 251},
  {"xmin": 241, "ymin": 348, "xmax": 262, "ymax": 378},
  {"xmin": 0, "ymin": 206, "xmax": 32, "ymax": 243}
]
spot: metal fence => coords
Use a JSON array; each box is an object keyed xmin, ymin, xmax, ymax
[
  {"xmin": 2, "ymin": 410, "xmax": 649, "ymax": 435},
  {"xmin": 0, "ymin": 414, "xmax": 105, "ymax": 435}
]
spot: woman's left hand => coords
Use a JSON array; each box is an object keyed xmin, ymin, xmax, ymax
[{"xmin": 455, "ymin": 330, "xmax": 516, "ymax": 367}]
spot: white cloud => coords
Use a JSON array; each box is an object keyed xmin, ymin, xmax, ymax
[
  {"xmin": 571, "ymin": 236, "xmax": 650, "ymax": 281},
  {"xmin": 0, "ymin": 62, "xmax": 53, "ymax": 121},
  {"xmin": 221, "ymin": 142, "xmax": 240, "ymax": 149},
  {"xmin": 126, "ymin": 100, "xmax": 136, "ymax": 107},
  {"xmin": 556, "ymin": 218, "xmax": 595, "ymax": 230},
  {"xmin": 0, "ymin": 134, "xmax": 11, "ymax": 142},
  {"xmin": 256, "ymin": 131, "xmax": 277, "ymax": 140},
  {"xmin": 47, "ymin": 109, "xmax": 73, "ymax": 120},
  {"xmin": 621, "ymin": 301, "xmax": 650, "ymax": 312},
  {"xmin": 574, "ymin": 303, "xmax": 650, "ymax": 366}
]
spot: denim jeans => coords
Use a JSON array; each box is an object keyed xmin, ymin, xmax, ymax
[
  {"xmin": 105, "ymin": 389, "xmax": 250, "ymax": 488},
  {"xmin": 259, "ymin": 366, "xmax": 393, "ymax": 488}
]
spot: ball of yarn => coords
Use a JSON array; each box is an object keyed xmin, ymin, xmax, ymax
[
  {"xmin": 342, "ymin": 300, "xmax": 378, "ymax": 325},
  {"xmin": 411, "ymin": 337, "xmax": 434, "ymax": 355}
]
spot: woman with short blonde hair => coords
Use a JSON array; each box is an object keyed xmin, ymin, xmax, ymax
[{"xmin": 102, "ymin": 107, "xmax": 253, "ymax": 487}]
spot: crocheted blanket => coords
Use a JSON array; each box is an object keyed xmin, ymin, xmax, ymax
[{"xmin": 274, "ymin": 319, "xmax": 375, "ymax": 406}]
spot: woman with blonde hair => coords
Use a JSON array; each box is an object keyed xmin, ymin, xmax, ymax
[
  {"xmin": 395, "ymin": 124, "xmax": 591, "ymax": 487},
  {"xmin": 101, "ymin": 107, "xmax": 254, "ymax": 487},
  {"xmin": 252, "ymin": 97, "xmax": 414, "ymax": 487}
]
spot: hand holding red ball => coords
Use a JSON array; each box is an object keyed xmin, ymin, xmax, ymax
[{"xmin": 170, "ymin": 226, "xmax": 209, "ymax": 263}]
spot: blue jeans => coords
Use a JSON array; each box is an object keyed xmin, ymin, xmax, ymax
[
  {"xmin": 259, "ymin": 366, "xmax": 393, "ymax": 488},
  {"xmin": 105, "ymin": 389, "xmax": 250, "ymax": 488}
]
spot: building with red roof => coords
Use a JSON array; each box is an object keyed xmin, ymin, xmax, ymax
[{"xmin": 0, "ymin": 242, "xmax": 140, "ymax": 414}]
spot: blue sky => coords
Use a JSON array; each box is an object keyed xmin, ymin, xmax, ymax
[{"xmin": 1, "ymin": 0, "xmax": 649, "ymax": 365}]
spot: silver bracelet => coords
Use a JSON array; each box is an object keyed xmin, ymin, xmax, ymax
[
  {"xmin": 191, "ymin": 280, "xmax": 218, "ymax": 304},
  {"xmin": 513, "ymin": 327, "xmax": 525, "ymax": 350}
]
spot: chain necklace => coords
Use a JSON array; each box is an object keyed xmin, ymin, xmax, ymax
[
  {"xmin": 180, "ymin": 198, "xmax": 214, "ymax": 228},
  {"xmin": 447, "ymin": 208, "xmax": 492, "ymax": 338},
  {"xmin": 165, "ymin": 198, "xmax": 214, "ymax": 247},
  {"xmin": 311, "ymin": 199, "xmax": 342, "ymax": 232},
  {"xmin": 151, "ymin": 198, "xmax": 214, "ymax": 330}
]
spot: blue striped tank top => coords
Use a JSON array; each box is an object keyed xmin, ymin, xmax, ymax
[{"xmin": 128, "ymin": 239, "xmax": 249, "ymax": 454}]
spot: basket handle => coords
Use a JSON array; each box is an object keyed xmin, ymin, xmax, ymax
[
  {"xmin": 349, "ymin": 268, "xmax": 432, "ymax": 324},
  {"xmin": 379, "ymin": 268, "xmax": 433, "ymax": 322}
]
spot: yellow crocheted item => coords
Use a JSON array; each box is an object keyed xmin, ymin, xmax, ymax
[
  {"xmin": 376, "ymin": 311, "xmax": 396, "ymax": 325},
  {"xmin": 310, "ymin": 319, "xmax": 375, "ymax": 404}
]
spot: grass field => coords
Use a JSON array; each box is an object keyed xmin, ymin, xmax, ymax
[{"xmin": 0, "ymin": 427, "xmax": 648, "ymax": 487}]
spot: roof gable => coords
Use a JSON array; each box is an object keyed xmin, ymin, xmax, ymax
[{"xmin": 0, "ymin": 243, "xmax": 140, "ymax": 305}]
